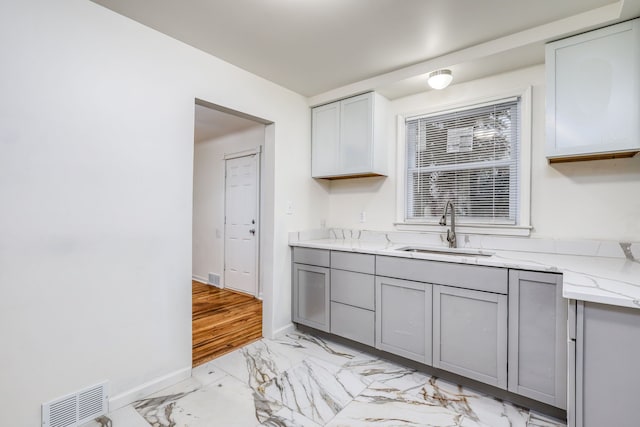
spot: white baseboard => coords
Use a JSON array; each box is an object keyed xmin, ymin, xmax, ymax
[
  {"xmin": 192, "ymin": 275, "xmax": 208, "ymax": 284},
  {"xmin": 109, "ymin": 366, "xmax": 192, "ymax": 411},
  {"xmin": 273, "ymin": 323, "xmax": 296, "ymax": 339}
]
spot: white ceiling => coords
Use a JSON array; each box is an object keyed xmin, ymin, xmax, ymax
[
  {"xmin": 91, "ymin": 0, "xmax": 640, "ymax": 100},
  {"xmin": 194, "ymin": 104, "xmax": 263, "ymax": 143}
]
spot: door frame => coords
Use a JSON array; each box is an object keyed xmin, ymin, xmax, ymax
[
  {"xmin": 223, "ymin": 146, "xmax": 262, "ymax": 298},
  {"xmin": 194, "ymin": 97, "xmax": 275, "ymax": 340}
]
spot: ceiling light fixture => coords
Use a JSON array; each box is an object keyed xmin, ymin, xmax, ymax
[{"xmin": 427, "ymin": 69, "xmax": 453, "ymax": 90}]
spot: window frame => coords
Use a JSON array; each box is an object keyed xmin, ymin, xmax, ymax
[{"xmin": 395, "ymin": 86, "xmax": 532, "ymax": 237}]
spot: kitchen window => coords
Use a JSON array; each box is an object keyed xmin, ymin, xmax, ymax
[{"xmin": 398, "ymin": 89, "xmax": 532, "ymax": 236}]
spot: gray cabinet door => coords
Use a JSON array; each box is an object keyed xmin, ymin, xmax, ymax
[
  {"xmin": 433, "ymin": 285, "xmax": 508, "ymax": 389},
  {"xmin": 508, "ymin": 270, "xmax": 566, "ymax": 409},
  {"xmin": 375, "ymin": 276, "xmax": 432, "ymax": 364},
  {"xmin": 292, "ymin": 263, "xmax": 330, "ymax": 332},
  {"xmin": 573, "ymin": 301, "xmax": 640, "ymax": 427},
  {"xmin": 339, "ymin": 93, "xmax": 373, "ymax": 174},
  {"xmin": 311, "ymin": 101, "xmax": 340, "ymax": 177}
]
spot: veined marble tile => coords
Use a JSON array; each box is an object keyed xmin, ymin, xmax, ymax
[
  {"xmin": 341, "ymin": 356, "xmax": 429, "ymax": 392},
  {"xmin": 326, "ymin": 381, "xmax": 473, "ymax": 427},
  {"xmin": 274, "ymin": 331, "xmax": 363, "ymax": 366},
  {"xmin": 191, "ymin": 359, "xmax": 228, "ymax": 386},
  {"xmin": 84, "ymin": 405, "xmax": 149, "ymax": 427},
  {"xmin": 327, "ymin": 380, "xmax": 565, "ymax": 427},
  {"xmin": 411, "ymin": 376, "xmax": 565, "ymax": 427},
  {"xmin": 134, "ymin": 374, "xmax": 270, "ymax": 427},
  {"xmin": 621, "ymin": 242, "xmax": 640, "ymax": 262},
  {"xmin": 258, "ymin": 406, "xmax": 323, "ymax": 427},
  {"xmin": 210, "ymin": 338, "xmax": 308, "ymax": 391},
  {"xmin": 262, "ymin": 356, "xmax": 368, "ymax": 425}
]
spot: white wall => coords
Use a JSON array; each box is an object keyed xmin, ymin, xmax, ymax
[
  {"xmin": 0, "ymin": 1, "xmax": 328, "ymax": 425},
  {"xmin": 327, "ymin": 65, "xmax": 640, "ymax": 241},
  {"xmin": 192, "ymin": 125, "xmax": 264, "ymax": 285}
]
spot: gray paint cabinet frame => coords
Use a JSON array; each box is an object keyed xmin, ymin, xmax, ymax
[
  {"xmin": 508, "ymin": 270, "xmax": 566, "ymax": 409},
  {"xmin": 292, "ymin": 263, "xmax": 331, "ymax": 332},
  {"xmin": 375, "ymin": 276, "xmax": 432, "ymax": 364},
  {"xmin": 571, "ymin": 301, "xmax": 640, "ymax": 427},
  {"xmin": 433, "ymin": 284, "xmax": 508, "ymax": 389}
]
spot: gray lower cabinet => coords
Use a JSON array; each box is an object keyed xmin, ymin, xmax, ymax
[
  {"xmin": 291, "ymin": 247, "xmax": 570, "ymax": 411},
  {"xmin": 570, "ymin": 301, "xmax": 640, "ymax": 427},
  {"xmin": 375, "ymin": 276, "xmax": 432, "ymax": 364},
  {"xmin": 433, "ymin": 285, "xmax": 508, "ymax": 389},
  {"xmin": 330, "ymin": 263, "xmax": 376, "ymax": 346},
  {"xmin": 292, "ymin": 263, "xmax": 330, "ymax": 332},
  {"xmin": 292, "ymin": 247, "xmax": 331, "ymax": 332},
  {"xmin": 508, "ymin": 270, "xmax": 566, "ymax": 409}
]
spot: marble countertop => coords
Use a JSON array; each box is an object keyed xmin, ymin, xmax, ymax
[{"xmin": 290, "ymin": 238, "xmax": 640, "ymax": 309}]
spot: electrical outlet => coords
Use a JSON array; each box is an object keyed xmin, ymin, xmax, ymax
[
  {"xmin": 286, "ymin": 201, "xmax": 294, "ymax": 215},
  {"xmin": 360, "ymin": 211, "xmax": 366, "ymax": 223}
]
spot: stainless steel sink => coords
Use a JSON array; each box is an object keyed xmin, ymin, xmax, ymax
[{"xmin": 396, "ymin": 246, "xmax": 494, "ymax": 257}]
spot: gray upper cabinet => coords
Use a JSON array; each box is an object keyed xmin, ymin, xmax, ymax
[
  {"xmin": 311, "ymin": 92, "xmax": 388, "ymax": 179},
  {"xmin": 570, "ymin": 301, "xmax": 640, "ymax": 427},
  {"xmin": 375, "ymin": 276, "xmax": 432, "ymax": 364},
  {"xmin": 292, "ymin": 248, "xmax": 330, "ymax": 332},
  {"xmin": 433, "ymin": 285, "xmax": 508, "ymax": 389},
  {"xmin": 508, "ymin": 270, "xmax": 567, "ymax": 409},
  {"xmin": 546, "ymin": 18, "xmax": 640, "ymax": 162}
]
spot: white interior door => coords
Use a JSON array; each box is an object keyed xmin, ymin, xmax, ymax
[{"xmin": 224, "ymin": 153, "xmax": 259, "ymax": 296}]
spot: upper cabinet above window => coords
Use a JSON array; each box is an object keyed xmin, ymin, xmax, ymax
[
  {"xmin": 311, "ymin": 92, "xmax": 389, "ymax": 179},
  {"xmin": 545, "ymin": 18, "xmax": 640, "ymax": 162}
]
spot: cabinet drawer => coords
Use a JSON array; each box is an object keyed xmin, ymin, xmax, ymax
[
  {"xmin": 376, "ymin": 256, "xmax": 507, "ymax": 294},
  {"xmin": 331, "ymin": 269, "xmax": 375, "ymax": 310},
  {"xmin": 293, "ymin": 247, "xmax": 330, "ymax": 267},
  {"xmin": 331, "ymin": 251, "xmax": 375, "ymax": 274},
  {"xmin": 330, "ymin": 302, "xmax": 374, "ymax": 346}
]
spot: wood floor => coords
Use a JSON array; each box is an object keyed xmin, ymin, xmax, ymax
[{"xmin": 192, "ymin": 281, "xmax": 262, "ymax": 367}]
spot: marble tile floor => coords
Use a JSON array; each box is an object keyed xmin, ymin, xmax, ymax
[{"xmin": 87, "ymin": 331, "xmax": 566, "ymax": 427}]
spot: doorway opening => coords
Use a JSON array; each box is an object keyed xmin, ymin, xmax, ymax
[{"xmin": 191, "ymin": 99, "xmax": 271, "ymax": 366}]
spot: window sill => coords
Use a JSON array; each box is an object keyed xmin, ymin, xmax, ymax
[{"xmin": 394, "ymin": 222, "xmax": 532, "ymax": 237}]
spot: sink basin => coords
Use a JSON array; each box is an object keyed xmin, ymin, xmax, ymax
[{"xmin": 396, "ymin": 246, "xmax": 494, "ymax": 257}]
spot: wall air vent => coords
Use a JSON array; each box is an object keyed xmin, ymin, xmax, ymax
[{"xmin": 42, "ymin": 381, "xmax": 108, "ymax": 427}]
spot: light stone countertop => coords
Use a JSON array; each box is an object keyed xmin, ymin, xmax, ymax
[{"xmin": 289, "ymin": 236, "xmax": 640, "ymax": 310}]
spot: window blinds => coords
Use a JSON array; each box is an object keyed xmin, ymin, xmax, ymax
[{"xmin": 405, "ymin": 98, "xmax": 520, "ymax": 224}]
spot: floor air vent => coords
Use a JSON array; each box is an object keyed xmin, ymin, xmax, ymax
[
  {"xmin": 42, "ymin": 381, "xmax": 108, "ymax": 427},
  {"xmin": 208, "ymin": 272, "xmax": 222, "ymax": 288}
]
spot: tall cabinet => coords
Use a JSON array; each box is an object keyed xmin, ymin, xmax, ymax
[
  {"xmin": 569, "ymin": 301, "xmax": 640, "ymax": 427},
  {"xmin": 311, "ymin": 92, "xmax": 388, "ymax": 178}
]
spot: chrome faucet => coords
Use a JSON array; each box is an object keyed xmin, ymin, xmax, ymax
[{"xmin": 439, "ymin": 200, "xmax": 457, "ymax": 248}]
